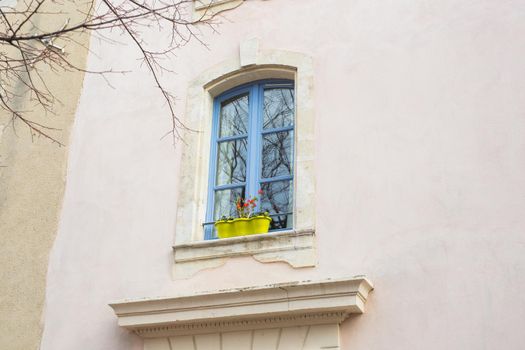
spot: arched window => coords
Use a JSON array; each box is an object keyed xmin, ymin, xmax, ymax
[
  {"xmin": 204, "ymin": 80, "xmax": 295, "ymax": 239},
  {"xmin": 172, "ymin": 50, "xmax": 315, "ymax": 275}
]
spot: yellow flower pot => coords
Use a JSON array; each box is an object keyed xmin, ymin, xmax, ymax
[{"xmin": 215, "ymin": 216, "xmax": 272, "ymax": 239}]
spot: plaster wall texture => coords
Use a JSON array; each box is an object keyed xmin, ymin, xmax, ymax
[
  {"xmin": 0, "ymin": 3, "xmax": 91, "ymax": 350},
  {"xmin": 41, "ymin": 1, "xmax": 525, "ymax": 349}
]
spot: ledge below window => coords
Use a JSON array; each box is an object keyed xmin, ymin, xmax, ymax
[{"xmin": 172, "ymin": 229, "xmax": 316, "ymax": 278}]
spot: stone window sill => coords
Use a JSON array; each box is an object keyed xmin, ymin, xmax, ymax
[{"xmin": 172, "ymin": 229, "xmax": 316, "ymax": 278}]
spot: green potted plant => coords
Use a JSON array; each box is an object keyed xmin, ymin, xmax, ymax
[{"xmin": 214, "ymin": 190, "xmax": 272, "ymax": 238}]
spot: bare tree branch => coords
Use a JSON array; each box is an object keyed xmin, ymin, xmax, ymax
[{"xmin": 0, "ymin": 0, "xmax": 243, "ymax": 144}]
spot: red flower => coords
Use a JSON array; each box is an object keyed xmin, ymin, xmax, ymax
[{"xmin": 258, "ymin": 189, "xmax": 263, "ymax": 195}]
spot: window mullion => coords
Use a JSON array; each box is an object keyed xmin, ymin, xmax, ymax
[
  {"xmin": 260, "ymin": 175, "xmax": 293, "ymax": 183},
  {"xmin": 261, "ymin": 125, "xmax": 294, "ymax": 135},
  {"xmin": 246, "ymin": 84, "xmax": 260, "ymax": 200}
]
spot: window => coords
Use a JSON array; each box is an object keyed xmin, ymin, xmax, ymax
[
  {"xmin": 204, "ymin": 80, "xmax": 295, "ymax": 239},
  {"xmin": 172, "ymin": 49, "xmax": 316, "ymax": 276}
]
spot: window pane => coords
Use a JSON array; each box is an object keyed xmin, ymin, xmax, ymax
[
  {"xmin": 263, "ymin": 88, "xmax": 294, "ymax": 130},
  {"xmin": 261, "ymin": 130, "xmax": 293, "ymax": 179},
  {"xmin": 260, "ymin": 180, "xmax": 293, "ymax": 230},
  {"xmin": 214, "ymin": 187, "xmax": 245, "ymax": 220},
  {"xmin": 219, "ymin": 93, "xmax": 249, "ymax": 137},
  {"xmin": 216, "ymin": 138, "xmax": 247, "ymax": 185}
]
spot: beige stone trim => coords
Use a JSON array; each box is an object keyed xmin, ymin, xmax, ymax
[
  {"xmin": 173, "ymin": 41, "xmax": 316, "ymax": 277},
  {"xmin": 193, "ymin": 0, "xmax": 243, "ymax": 20},
  {"xmin": 109, "ymin": 277, "xmax": 373, "ymax": 339}
]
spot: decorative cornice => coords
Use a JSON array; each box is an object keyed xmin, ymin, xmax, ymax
[
  {"xmin": 135, "ymin": 312, "xmax": 346, "ymax": 338},
  {"xmin": 109, "ymin": 277, "xmax": 373, "ymax": 338}
]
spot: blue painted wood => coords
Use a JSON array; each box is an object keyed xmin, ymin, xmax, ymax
[
  {"xmin": 214, "ymin": 183, "xmax": 246, "ymax": 191},
  {"xmin": 261, "ymin": 125, "xmax": 294, "ymax": 135},
  {"xmin": 247, "ymin": 83, "xmax": 259, "ymax": 206},
  {"xmin": 204, "ymin": 79, "xmax": 295, "ymax": 239},
  {"xmin": 217, "ymin": 134, "xmax": 248, "ymax": 143},
  {"xmin": 259, "ymin": 174, "xmax": 294, "ymax": 183}
]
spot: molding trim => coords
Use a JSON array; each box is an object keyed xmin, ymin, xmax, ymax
[
  {"xmin": 136, "ymin": 312, "xmax": 345, "ymax": 337},
  {"xmin": 109, "ymin": 277, "xmax": 373, "ymax": 338},
  {"xmin": 193, "ymin": 0, "xmax": 243, "ymax": 20},
  {"xmin": 172, "ymin": 229, "xmax": 316, "ymax": 278}
]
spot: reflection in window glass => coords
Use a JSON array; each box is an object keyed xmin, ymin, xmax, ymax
[
  {"xmin": 262, "ymin": 130, "xmax": 293, "ymax": 179},
  {"xmin": 216, "ymin": 138, "xmax": 247, "ymax": 185},
  {"xmin": 260, "ymin": 180, "xmax": 293, "ymax": 230},
  {"xmin": 263, "ymin": 88, "xmax": 294, "ymax": 130},
  {"xmin": 219, "ymin": 94, "xmax": 249, "ymax": 137},
  {"xmin": 214, "ymin": 187, "xmax": 245, "ymax": 220}
]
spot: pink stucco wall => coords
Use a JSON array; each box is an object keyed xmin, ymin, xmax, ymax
[{"xmin": 41, "ymin": 1, "xmax": 525, "ymax": 349}]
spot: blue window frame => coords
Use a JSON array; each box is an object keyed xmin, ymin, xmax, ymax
[{"xmin": 204, "ymin": 79, "xmax": 295, "ymax": 239}]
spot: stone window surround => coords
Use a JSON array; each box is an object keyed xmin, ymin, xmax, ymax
[
  {"xmin": 193, "ymin": 0, "xmax": 243, "ymax": 19},
  {"xmin": 109, "ymin": 277, "xmax": 374, "ymax": 350},
  {"xmin": 173, "ymin": 40, "xmax": 316, "ymax": 278}
]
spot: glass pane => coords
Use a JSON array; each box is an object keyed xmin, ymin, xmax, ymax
[
  {"xmin": 214, "ymin": 187, "xmax": 245, "ymax": 220},
  {"xmin": 260, "ymin": 180, "xmax": 293, "ymax": 230},
  {"xmin": 263, "ymin": 88, "xmax": 294, "ymax": 130},
  {"xmin": 216, "ymin": 138, "xmax": 247, "ymax": 185},
  {"xmin": 219, "ymin": 93, "xmax": 249, "ymax": 137},
  {"xmin": 262, "ymin": 130, "xmax": 293, "ymax": 179}
]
